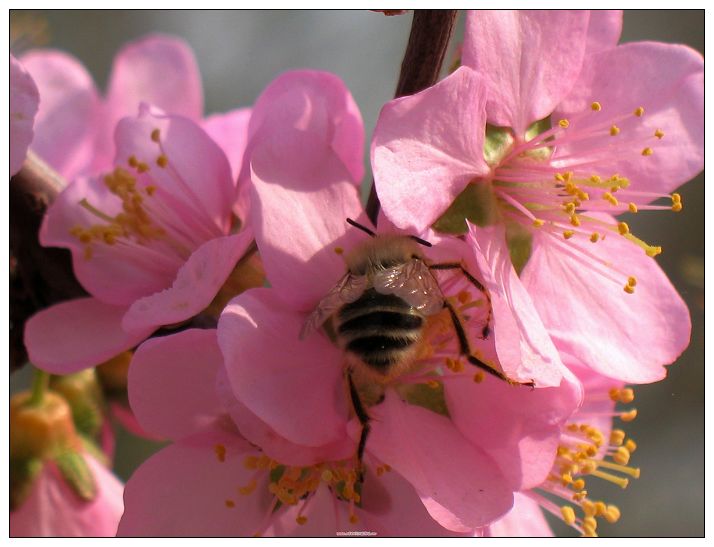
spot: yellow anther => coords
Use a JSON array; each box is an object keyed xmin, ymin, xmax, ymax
[
  {"xmin": 641, "ymin": 147, "xmax": 653, "ymax": 156},
  {"xmin": 628, "ymin": 202, "xmax": 638, "ymax": 213},
  {"xmin": 576, "ymin": 190, "xmax": 589, "ymax": 201},
  {"xmin": 572, "ymin": 479, "xmax": 586, "ymax": 490},
  {"xmin": 646, "ymin": 246, "xmax": 662, "ymax": 257},
  {"xmin": 603, "ymin": 192, "xmax": 618, "ymax": 206},
  {"xmin": 573, "ymin": 491, "xmax": 588, "ymax": 502},
  {"xmin": 591, "ymin": 102, "xmax": 602, "ymax": 112},
  {"xmin": 570, "ymin": 215, "xmax": 580, "ymax": 227},
  {"xmin": 617, "ymin": 222, "xmax": 630, "ymax": 235},
  {"xmin": 614, "ymin": 447, "xmax": 631, "ymax": 465},
  {"xmin": 532, "ymin": 218, "xmax": 545, "ymax": 228},
  {"xmin": 137, "ymin": 162, "xmax": 150, "ymax": 173},
  {"xmin": 376, "ymin": 466, "xmax": 385, "ymax": 477},
  {"xmin": 563, "ymin": 230, "xmax": 575, "ymax": 240},
  {"xmin": 473, "ymin": 372, "xmax": 484, "ymax": 383},
  {"xmin": 238, "ymin": 479, "xmax": 257, "ymax": 496},
  {"xmin": 145, "ymin": 185, "xmax": 157, "ymax": 196},
  {"xmin": 320, "ymin": 469, "xmax": 333, "ymax": 482},
  {"xmin": 654, "ymin": 128, "xmax": 665, "ymax": 139},
  {"xmin": 214, "ymin": 444, "xmax": 227, "ymax": 463},
  {"xmin": 243, "ymin": 455, "xmax": 259, "ymax": 469},
  {"xmin": 583, "ymin": 527, "xmax": 598, "ymax": 538},
  {"xmin": 349, "ymin": 514, "xmax": 359, "ymax": 524},
  {"xmin": 561, "ymin": 506, "xmax": 576, "ymax": 525},
  {"xmin": 333, "ymin": 247, "xmax": 344, "ymax": 255},
  {"xmin": 156, "ymin": 155, "xmax": 168, "ymax": 168},
  {"xmin": 457, "ymin": 291, "xmax": 471, "ymax": 304},
  {"xmin": 634, "ymin": 106, "xmax": 645, "ymax": 117},
  {"xmin": 620, "ymin": 409, "xmax": 637, "ymax": 422},
  {"xmin": 672, "ymin": 202, "xmax": 682, "ymax": 212},
  {"xmin": 555, "ymin": 173, "xmax": 566, "ymax": 183},
  {"xmin": 590, "ymin": 233, "xmax": 600, "ymax": 243},
  {"xmin": 559, "ymin": 119, "xmax": 570, "ymax": 128},
  {"xmin": 625, "ymin": 439, "xmax": 637, "ymax": 453},
  {"xmin": 624, "ymin": 285, "xmax": 635, "ymax": 294},
  {"xmin": 605, "ymin": 505, "xmax": 621, "ymax": 523},
  {"xmin": 584, "ymin": 516, "xmax": 598, "ymax": 530},
  {"xmin": 426, "ymin": 380, "xmax": 440, "ymax": 389},
  {"xmin": 128, "ymin": 155, "xmax": 139, "ymax": 167},
  {"xmin": 296, "ymin": 516, "xmax": 308, "ymax": 525},
  {"xmin": 383, "ymin": 464, "xmax": 391, "ymax": 472},
  {"xmin": 620, "ymin": 387, "xmax": 635, "ymax": 402},
  {"xmin": 610, "ymin": 125, "xmax": 620, "ymax": 136},
  {"xmin": 581, "ymin": 500, "xmax": 596, "ymax": 517},
  {"xmin": 610, "ymin": 429, "xmax": 626, "ymax": 445},
  {"xmin": 150, "ymin": 128, "xmax": 161, "ymax": 142},
  {"xmin": 225, "ymin": 499, "xmax": 235, "ymax": 508},
  {"xmin": 564, "ymin": 202, "xmax": 576, "ymax": 214},
  {"xmin": 590, "ymin": 175, "xmax": 602, "ymax": 184}
]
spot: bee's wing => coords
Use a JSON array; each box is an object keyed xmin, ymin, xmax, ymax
[
  {"xmin": 300, "ymin": 273, "xmax": 368, "ymax": 339},
  {"xmin": 373, "ymin": 259, "xmax": 443, "ymax": 315}
]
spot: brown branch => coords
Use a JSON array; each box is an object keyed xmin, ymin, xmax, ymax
[
  {"xmin": 10, "ymin": 152, "xmax": 86, "ymax": 372},
  {"xmin": 365, "ymin": 9, "xmax": 458, "ymax": 225}
]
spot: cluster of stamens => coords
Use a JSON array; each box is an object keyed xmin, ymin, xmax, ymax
[
  {"xmin": 528, "ymin": 386, "xmax": 640, "ymax": 537},
  {"xmin": 492, "ymin": 100, "xmax": 683, "ymax": 296},
  {"xmin": 214, "ymin": 444, "xmax": 381, "ymax": 534}
]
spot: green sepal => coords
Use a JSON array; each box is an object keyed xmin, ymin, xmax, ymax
[
  {"xmin": 78, "ymin": 433, "xmax": 110, "ymax": 468},
  {"xmin": 10, "ymin": 457, "xmax": 43, "ymax": 510},
  {"xmin": 52, "ymin": 450, "xmax": 97, "ymax": 502},
  {"xmin": 505, "ymin": 221, "xmax": 534, "ymax": 276},
  {"xmin": 522, "ymin": 116, "xmax": 553, "ymax": 160},
  {"xmin": 50, "ymin": 370, "xmax": 105, "ymax": 438},
  {"xmin": 401, "ymin": 382, "xmax": 450, "ymax": 418},
  {"xmin": 483, "ymin": 124, "xmax": 514, "ymax": 167},
  {"xmin": 432, "ymin": 182, "xmax": 500, "ymax": 235}
]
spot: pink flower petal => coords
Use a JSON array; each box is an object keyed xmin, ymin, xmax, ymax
[
  {"xmin": 250, "ymin": 126, "xmax": 368, "ymax": 311},
  {"xmin": 553, "ymin": 42, "xmax": 703, "ymax": 195},
  {"xmin": 10, "ymin": 54, "xmax": 39, "ymax": 176},
  {"xmin": 105, "ymin": 33, "xmax": 202, "ymax": 127},
  {"xmin": 486, "ymin": 493, "xmax": 553, "ymax": 537},
  {"xmin": 128, "ymin": 329, "xmax": 225, "ymax": 440},
  {"xmin": 364, "ymin": 391, "xmax": 513, "ymax": 531},
  {"xmin": 20, "ymin": 50, "xmax": 100, "ymax": 180},
  {"xmin": 266, "ymin": 484, "xmax": 343, "ymax": 537},
  {"xmin": 462, "ymin": 10, "xmax": 590, "ymax": 136},
  {"xmin": 122, "ymin": 232, "xmax": 253, "ymax": 331},
  {"xmin": 218, "ymin": 288, "xmax": 350, "ymax": 447},
  {"xmin": 10, "ymin": 455, "xmax": 123, "ymax": 537},
  {"xmin": 445, "ymin": 368, "xmax": 581, "ymax": 490},
  {"xmin": 521, "ymin": 223, "xmax": 691, "ymax": 383},
  {"xmin": 585, "ymin": 10, "xmax": 622, "ymax": 54},
  {"xmin": 114, "ymin": 107, "xmax": 235, "ymax": 235},
  {"xmin": 40, "ymin": 175, "xmax": 178, "ymax": 305},
  {"xmin": 467, "ymin": 223, "xmax": 563, "ymax": 387},
  {"xmin": 371, "ymin": 66, "xmax": 489, "ymax": 233},
  {"xmin": 109, "ymin": 402, "xmax": 162, "ymax": 441},
  {"xmin": 215, "ymin": 368, "xmax": 354, "ymax": 466},
  {"xmin": 24, "ymin": 298, "xmax": 153, "ymax": 374},
  {"xmin": 117, "ymin": 431, "xmax": 269, "ymax": 536},
  {"xmin": 248, "ymin": 70, "xmax": 364, "ymax": 184},
  {"xmin": 202, "ymin": 107, "xmax": 251, "ymax": 180}
]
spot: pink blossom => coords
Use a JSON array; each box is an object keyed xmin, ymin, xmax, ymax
[
  {"xmin": 10, "ymin": 455, "xmax": 123, "ymax": 537},
  {"xmin": 372, "ymin": 10, "xmax": 702, "ymax": 383},
  {"xmin": 485, "ymin": 363, "xmax": 641, "ymax": 537},
  {"xmin": 210, "ymin": 69, "xmax": 583, "ymax": 532},
  {"xmin": 119, "ymin": 329, "xmax": 468, "ymax": 536},
  {"xmin": 24, "ymin": 106, "xmax": 253, "ymax": 374},
  {"xmin": 21, "ymin": 34, "xmax": 250, "ymax": 183},
  {"xmin": 10, "ymin": 53, "xmax": 39, "ymax": 176}
]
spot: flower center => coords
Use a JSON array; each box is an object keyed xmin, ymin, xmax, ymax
[
  {"xmin": 526, "ymin": 385, "xmax": 640, "ymax": 537},
  {"xmin": 490, "ymin": 101, "xmax": 681, "ymax": 294},
  {"xmin": 214, "ymin": 444, "xmax": 381, "ymax": 535},
  {"xmin": 69, "ymin": 127, "xmax": 225, "ymax": 266}
]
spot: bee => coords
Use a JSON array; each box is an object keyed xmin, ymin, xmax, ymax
[{"xmin": 301, "ymin": 218, "xmax": 532, "ymax": 472}]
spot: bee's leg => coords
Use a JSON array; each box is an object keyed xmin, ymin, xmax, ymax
[
  {"xmin": 443, "ymin": 301, "xmax": 535, "ymax": 388},
  {"xmin": 430, "ymin": 262, "xmax": 492, "ymax": 338},
  {"xmin": 346, "ymin": 370, "xmax": 371, "ymax": 481}
]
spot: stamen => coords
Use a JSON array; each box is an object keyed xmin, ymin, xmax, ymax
[
  {"xmin": 628, "ymin": 202, "xmax": 638, "ymax": 213},
  {"xmin": 654, "ymin": 129, "xmax": 665, "ymax": 139},
  {"xmin": 559, "ymin": 119, "xmax": 570, "ymax": 128},
  {"xmin": 610, "ymin": 125, "xmax": 620, "ymax": 136},
  {"xmin": 150, "ymin": 128, "xmax": 161, "ymax": 142},
  {"xmin": 591, "ymin": 102, "xmax": 602, "ymax": 112},
  {"xmin": 214, "ymin": 444, "xmax": 226, "ymax": 463},
  {"xmin": 641, "ymin": 147, "xmax": 653, "ymax": 156},
  {"xmin": 634, "ymin": 106, "xmax": 645, "ymax": 117},
  {"xmin": 156, "ymin": 155, "xmax": 169, "ymax": 168}
]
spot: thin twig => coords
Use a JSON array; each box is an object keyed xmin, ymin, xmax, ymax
[{"xmin": 365, "ymin": 9, "xmax": 458, "ymax": 225}]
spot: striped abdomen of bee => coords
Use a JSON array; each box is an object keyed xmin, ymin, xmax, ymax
[{"xmin": 335, "ymin": 288, "xmax": 425, "ymax": 382}]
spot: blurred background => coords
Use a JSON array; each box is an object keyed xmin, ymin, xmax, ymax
[{"xmin": 10, "ymin": 10, "xmax": 704, "ymax": 537}]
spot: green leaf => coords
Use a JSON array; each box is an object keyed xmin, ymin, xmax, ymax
[
  {"xmin": 432, "ymin": 182, "xmax": 500, "ymax": 235},
  {"xmin": 52, "ymin": 451, "xmax": 97, "ymax": 501},
  {"xmin": 483, "ymin": 125, "xmax": 514, "ymax": 167}
]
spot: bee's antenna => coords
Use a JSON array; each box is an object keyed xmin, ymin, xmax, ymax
[
  {"xmin": 409, "ymin": 235, "xmax": 433, "ymax": 248},
  {"xmin": 346, "ymin": 218, "xmax": 376, "ymax": 238}
]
